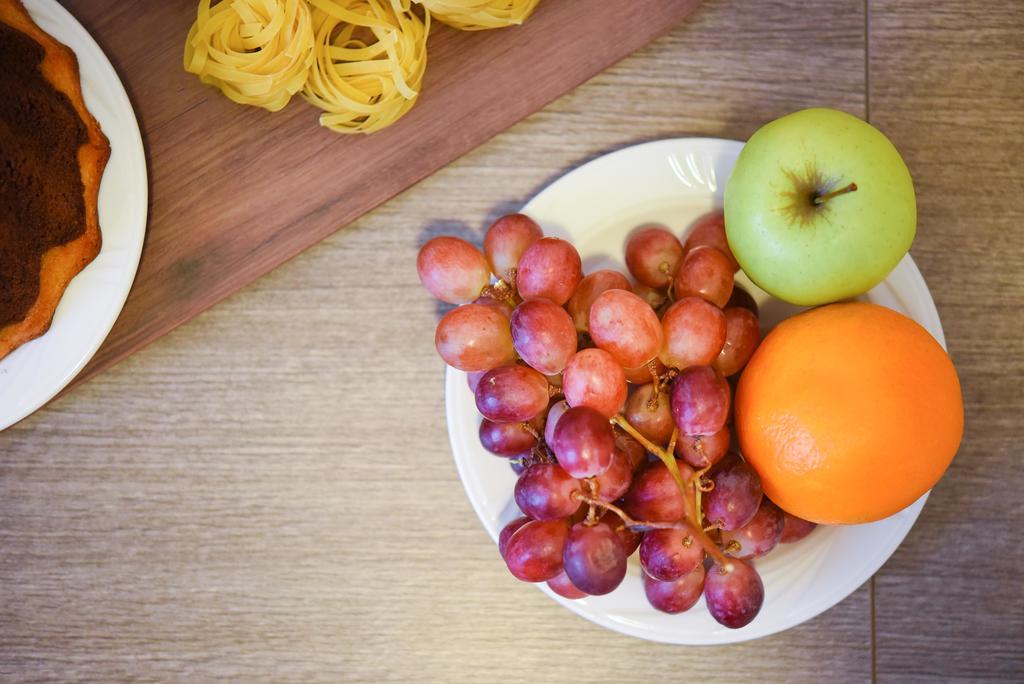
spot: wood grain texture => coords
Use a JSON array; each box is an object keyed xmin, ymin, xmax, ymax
[
  {"xmin": 54, "ymin": 0, "xmax": 700, "ymax": 390},
  {"xmin": 867, "ymin": 1, "xmax": 1024, "ymax": 681},
  {"xmin": 12, "ymin": 0, "xmax": 1022, "ymax": 679}
]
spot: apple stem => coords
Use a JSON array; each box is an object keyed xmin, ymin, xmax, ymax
[{"xmin": 813, "ymin": 182, "xmax": 858, "ymax": 205}]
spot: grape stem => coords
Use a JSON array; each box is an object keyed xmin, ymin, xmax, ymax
[
  {"xmin": 482, "ymin": 278, "xmax": 519, "ymax": 308},
  {"xmin": 646, "ymin": 360, "xmax": 662, "ymax": 408},
  {"xmin": 520, "ymin": 421, "xmax": 541, "ymax": 441},
  {"xmin": 584, "ymin": 478, "xmax": 599, "ymax": 525},
  {"xmin": 610, "ymin": 414, "xmax": 732, "ymax": 569},
  {"xmin": 571, "ymin": 492, "xmax": 690, "ymax": 534}
]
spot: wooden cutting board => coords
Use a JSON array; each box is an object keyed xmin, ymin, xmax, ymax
[{"xmin": 64, "ymin": 0, "xmax": 702, "ymax": 388}]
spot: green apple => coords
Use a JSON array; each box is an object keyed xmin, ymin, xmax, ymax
[{"xmin": 724, "ymin": 108, "xmax": 916, "ymax": 305}]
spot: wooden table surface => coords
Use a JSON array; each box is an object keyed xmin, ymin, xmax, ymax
[{"xmin": 2, "ymin": 0, "xmax": 1022, "ymax": 680}]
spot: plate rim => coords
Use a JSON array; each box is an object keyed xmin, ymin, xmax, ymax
[
  {"xmin": 0, "ymin": 0, "xmax": 148, "ymax": 430},
  {"xmin": 445, "ymin": 135, "xmax": 937, "ymax": 644}
]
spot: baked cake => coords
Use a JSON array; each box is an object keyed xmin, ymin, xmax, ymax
[{"xmin": 0, "ymin": 0, "xmax": 110, "ymax": 360}]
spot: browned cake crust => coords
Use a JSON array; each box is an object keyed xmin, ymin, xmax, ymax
[{"xmin": 0, "ymin": 0, "xmax": 110, "ymax": 360}]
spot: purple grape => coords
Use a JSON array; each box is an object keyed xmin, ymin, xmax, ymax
[
  {"xmin": 503, "ymin": 518, "xmax": 570, "ymax": 583},
  {"xmin": 720, "ymin": 499, "xmax": 784, "ymax": 559},
  {"xmin": 563, "ymin": 522, "xmax": 628, "ymax": 595},
  {"xmin": 670, "ymin": 365, "xmax": 730, "ymax": 436},
  {"xmin": 780, "ymin": 509, "xmax": 818, "ymax": 543},
  {"xmin": 704, "ymin": 558, "xmax": 764, "ymax": 629},
  {"xmin": 703, "ymin": 453, "xmax": 763, "ymax": 531},
  {"xmin": 643, "ymin": 564, "xmax": 706, "ymax": 614},
  {"xmin": 479, "ymin": 419, "xmax": 537, "ymax": 456},
  {"xmin": 639, "ymin": 527, "xmax": 704, "ymax": 582},
  {"xmin": 614, "ymin": 430, "xmax": 647, "ymax": 473},
  {"xmin": 598, "ymin": 510, "xmax": 642, "ymax": 556},
  {"xmin": 475, "ymin": 365, "xmax": 550, "ymax": 423},
  {"xmin": 622, "ymin": 459, "xmax": 694, "ymax": 523},
  {"xmin": 498, "ymin": 515, "xmax": 531, "ymax": 558},
  {"xmin": 551, "ymin": 406, "xmax": 615, "ymax": 479},
  {"xmin": 726, "ymin": 284, "xmax": 759, "ymax": 316},
  {"xmin": 514, "ymin": 463, "xmax": 582, "ymax": 521},
  {"xmin": 592, "ymin": 447, "xmax": 633, "ymax": 502},
  {"xmin": 674, "ymin": 426, "xmax": 730, "ymax": 469},
  {"xmin": 544, "ymin": 400, "xmax": 570, "ymax": 446},
  {"xmin": 547, "ymin": 570, "xmax": 587, "ymax": 599}
]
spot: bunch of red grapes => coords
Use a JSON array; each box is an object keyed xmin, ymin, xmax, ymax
[{"xmin": 417, "ymin": 211, "xmax": 817, "ymax": 629}]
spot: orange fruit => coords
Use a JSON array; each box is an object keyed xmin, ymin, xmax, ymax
[{"xmin": 735, "ymin": 302, "xmax": 963, "ymax": 525}]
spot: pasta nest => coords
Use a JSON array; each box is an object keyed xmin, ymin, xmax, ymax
[
  {"xmin": 302, "ymin": 0, "xmax": 429, "ymax": 134},
  {"xmin": 184, "ymin": 0, "xmax": 316, "ymax": 112},
  {"xmin": 415, "ymin": 0, "xmax": 539, "ymax": 31}
]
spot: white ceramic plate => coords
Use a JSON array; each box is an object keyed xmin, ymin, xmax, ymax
[
  {"xmin": 0, "ymin": 0, "xmax": 147, "ymax": 430},
  {"xmin": 446, "ymin": 137, "xmax": 944, "ymax": 644}
]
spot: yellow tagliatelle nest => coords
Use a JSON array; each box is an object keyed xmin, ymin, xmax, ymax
[
  {"xmin": 184, "ymin": 0, "xmax": 315, "ymax": 112},
  {"xmin": 415, "ymin": 0, "xmax": 538, "ymax": 30},
  {"xmin": 301, "ymin": 0, "xmax": 429, "ymax": 134}
]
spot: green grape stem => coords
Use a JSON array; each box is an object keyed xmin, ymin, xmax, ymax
[
  {"xmin": 611, "ymin": 414, "xmax": 732, "ymax": 569},
  {"xmin": 571, "ymin": 492, "xmax": 692, "ymax": 535}
]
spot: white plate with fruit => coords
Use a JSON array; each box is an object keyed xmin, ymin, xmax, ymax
[{"xmin": 421, "ymin": 110, "xmax": 963, "ymax": 644}]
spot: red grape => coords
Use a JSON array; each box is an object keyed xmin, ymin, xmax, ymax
[
  {"xmin": 498, "ymin": 515, "xmax": 531, "ymax": 557},
  {"xmin": 589, "ymin": 289, "xmax": 664, "ymax": 369},
  {"xmin": 514, "ymin": 463, "xmax": 583, "ymax": 520},
  {"xmin": 726, "ymin": 285, "xmax": 759, "ymax": 316},
  {"xmin": 417, "ymin": 236, "xmax": 491, "ymax": 304},
  {"xmin": 703, "ymin": 453, "xmax": 763, "ymax": 531},
  {"xmin": 674, "ymin": 245, "xmax": 734, "ymax": 308},
  {"xmin": 644, "ymin": 564, "xmax": 706, "ymax": 614},
  {"xmin": 659, "ymin": 297, "xmax": 727, "ymax": 371},
  {"xmin": 562, "ymin": 348, "xmax": 627, "ymax": 419},
  {"xmin": 547, "ymin": 570, "xmax": 587, "ymax": 599},
  {"xmin": 472, "ymin": 294, "xmax": 514, "ymax": 319},
  {"xmin": 484, "ymin": 213, "xmax": 543, "ymax": 282},
  {"xmin": 639, "ymin": 527, "xmax": 704, "ymax": 581},
  {"xmin": 670, "ymin": 365, "xmax": 730, "ymax": 436},
  {"xmin": 551, "ymin": 406, "xmax": 615, "ymax": 479},
  {"xmin": 544, "ymin": 399, "xmax": 570, "ymax": 446},
  {"xmin": 510, "ymin": 299, "xmax": 578, "ymax": 375},
  {"xmin": 622, "ymin": 459, "xmax": 694, "ymax": 523},
  {"xmin": 625, "ymin": 225, "xmax": 685, "ymax": 288},
  {"xmin": 623, "ymin": 357, "xmax": 666, "ymax": 385},
  {"xmin": 713, "ymin": 307, "xmax": 761, "ymax": 377},
  {"xmin": 674, "ymin": 426, "xmax": 730, "ymax": 469},
  {"xmin": 780, "ymin": 509, "xmax": 818, "ymax": 543},
  {"xmin": 435, "ymin": 304, "xmax": 515, "ymax": 372},
  {"xmin": 592, "ymin": 446, "xmax": 634, "ymax": 502},
  {"xmin": 517, "ymin": 237, "xmax": 582, "ymax": 305},
  {"xmin": 632, "ymin": 281, "xmax": 667, "ymax": 310},
  {"xmin": 624, "ymin": 383, "xmax": 674, "ymax": 446},
  {"xmin": 503, "ymin": 518, "xmax": 570, "ymax": 582},
  {"xmin": 614, "ymin": 430, "xmax": 647, "ymax": 473},
  {"xmin": 598, "ymin": 510, "xmax": 642, "ymax": 555},
  {"xmin": 509, "ymin": 457, "xmax": 528, "ymax": 476},
  {"xmin": 682, "ymin": 210, "xmax": 739, "ymax": 272},
  {"xmin": 475, "ymin": 365, "xmax": 550, "ymax": 423},
  {"xmin": 704, "ymin": 558, "xmax": 764, "ymax": 629},
  {"xmin": 563, "ymin": 522, "xmax": 628, "ymax": 595},
  {"xmin": 479, "ymin": 418, "xmax": 537, "ymax": 456},
  {"xmin": 720, "ymin": 499, "xmax": 784, "ymax": 559},
  {"xmin": 566, "ymin": 270, "xmax": 631, "ymax": 332}
]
